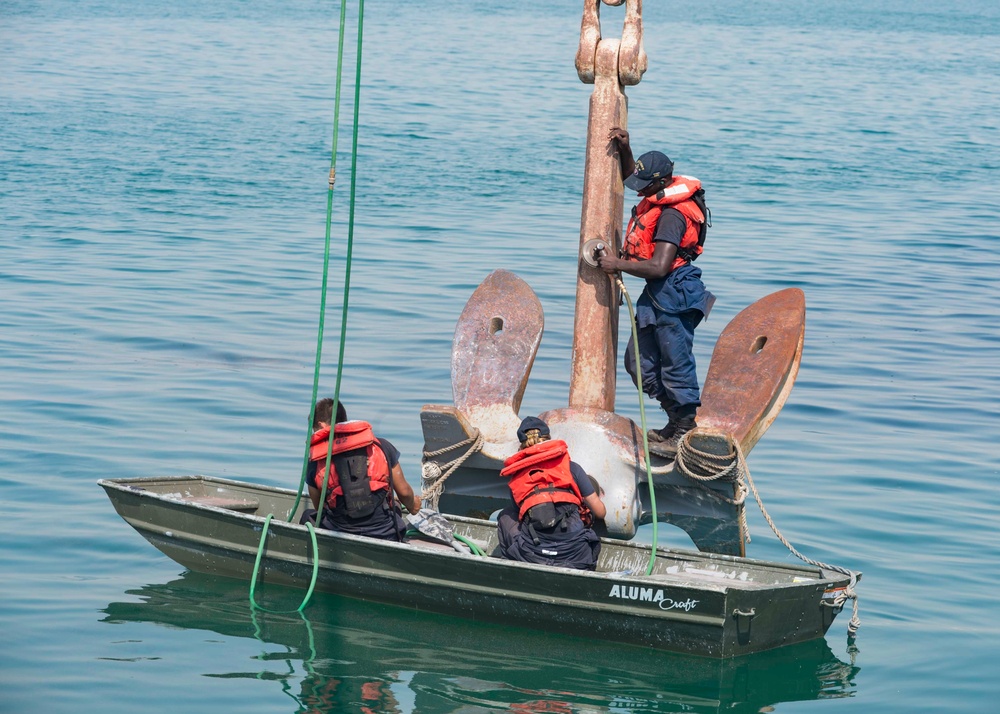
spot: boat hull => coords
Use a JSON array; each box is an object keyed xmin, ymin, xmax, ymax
[{"xmin": 100, "ymin": 475, "xmax": 851, "ymax": 658}]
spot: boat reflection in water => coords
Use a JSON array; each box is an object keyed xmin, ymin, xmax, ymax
[{"xmin": 101, "ymin": 572, "xmax": 859, "ymax": 714}]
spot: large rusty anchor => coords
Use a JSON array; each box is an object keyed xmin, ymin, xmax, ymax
[
  {"xmin": 420, "ymin": 1, "xmax": 805, "ymax": 555},
  {"xmin": 419, "ymin": 273, "xmax": 803, "ymax": 552}
]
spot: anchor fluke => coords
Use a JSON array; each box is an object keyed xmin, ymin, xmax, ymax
[{"xmin": 420, "ymin": 270, "xmax": 545, "ymax": 517}]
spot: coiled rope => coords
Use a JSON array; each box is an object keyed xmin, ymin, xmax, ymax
[
  {"xmin": 671, "ymin": 435, "xmax": 751, "ymax": 549},
  {"xmin": 420, "ymin": 430, "xmax": 484, "ymax": 510},
  {"xmin": 674, "ymin": 432, "xmax": 862, "ymax": 637}
]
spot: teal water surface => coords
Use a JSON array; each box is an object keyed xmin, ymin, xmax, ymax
[{"xmin": 2, "ymin": 1, "xmax": 999, "ymax": 712}]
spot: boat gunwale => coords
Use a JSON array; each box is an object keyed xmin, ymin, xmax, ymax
[{"xmin": 98, "ymin": 474, "xmax": 848, "ymax": 590}]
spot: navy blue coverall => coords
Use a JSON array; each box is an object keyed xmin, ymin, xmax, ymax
[{"xmin": 624, "ymin": 208, "xmax": 714, "ymax": 416}]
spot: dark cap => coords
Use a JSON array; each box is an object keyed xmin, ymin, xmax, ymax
[
  {"xmin": 516, "ymin": 416, "xmax": 550, "ymax": 443},
  {"xmin": 624, "ymin": 151, "xmax": 674, "ymax": 191}
]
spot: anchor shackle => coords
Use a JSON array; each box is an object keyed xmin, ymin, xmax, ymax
[{"xmin": 575, "ymin": 0, "xmax": 647, "ymax": 86}]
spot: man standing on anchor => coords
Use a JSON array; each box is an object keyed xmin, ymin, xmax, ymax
[{"xmin": 597, "ymin": 127, "xmax": 715, "ymax": 458}]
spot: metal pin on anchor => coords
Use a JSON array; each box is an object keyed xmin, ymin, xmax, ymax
[{"xmin": 581, "ymin": 238, "xmax": 610, "ymax": 268}]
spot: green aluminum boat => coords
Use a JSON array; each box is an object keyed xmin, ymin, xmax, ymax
[
  {"xmin": 99, "ymin": 1, "xmax": 862, "ymax": 662},
  {"xmin": 100, "ymin": 474, "xmax": 854, "ymax": 658}
]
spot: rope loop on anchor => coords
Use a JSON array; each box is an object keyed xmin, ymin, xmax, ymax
[
  {"xmin": 672, "ymin": 433, "xmax": 750, "ymax": 546},
  {"xmin": 420, "ymin": 430, "xmax": 484, "ymax": 510}
]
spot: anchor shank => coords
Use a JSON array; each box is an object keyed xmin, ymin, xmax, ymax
[{"xmin": 569, "ymin": 39, "xmax": 627, "ymax": 411}]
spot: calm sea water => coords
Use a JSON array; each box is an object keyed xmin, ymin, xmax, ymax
[{"xmin": 2, "ymin": 1, "xmax": 999, "ymax": 712}]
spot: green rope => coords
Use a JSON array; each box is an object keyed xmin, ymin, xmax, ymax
[
  {"xmin": 315, "ymin": 0, "xmax": 368, "ymax": 530},
  {"xmin": 249, "ymin": 515, "xmax": 322, "ymax": 613},
  {"xmin": 453, "ymin": 533, "xmax": 487, "ymax": 557},
  {"xmin": 289, "ymin": 0, "xmax": 355, "ymax": 522},
  {"xmin": 251, "ymin": 0, "xmax": 367, "ymax": 614},
  {"xmin": 616, "ymin": 277, "xmax": 659, "ymax": 576}
]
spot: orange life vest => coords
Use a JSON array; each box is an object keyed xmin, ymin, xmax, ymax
[
  {"xmin": 622, "ymin": 175, "xmax": 705, "ymax": 271},
  {"xmin": 500, "ymin": 439, "xmax": 584, "ymax": 520},
  {"xmin": 309, "ymin": 420, "xmax": 390, "ymax": 511}
]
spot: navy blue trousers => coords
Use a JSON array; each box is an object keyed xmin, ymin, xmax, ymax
[
  {"xmin": 624, "ymin": 308, "xmax": 703, "ymax": 413},
  {"xmin": 300, "ymin": 504, "xmax": 407, "ymax": 542},
  {"xmin": 496, "ymin": 507, "xmax": 600, "ymax": 571}
]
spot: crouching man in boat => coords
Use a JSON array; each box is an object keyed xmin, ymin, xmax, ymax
[
  {"xmin": 301, "ymin": 398, "xmax": 420, "ymax": 542},
  {"xmin": 497, "ymin": 417, "xmax": 607, "ymax": 570}
]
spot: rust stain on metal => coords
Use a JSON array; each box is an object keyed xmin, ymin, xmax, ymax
[
  {"xmin": 698, "ymin": 288, "xmax": 806, "ymax": 451},
  {"xmin": 570, "ymin": 1, "xmax": 648, "ymax": 412},
  {"xmin": 451, "ymin": 269, "xmax": 544, "ymax": 415},
  {"xmin": 575, "ymin": 0, "xmax": 647, "ymax": 86}
]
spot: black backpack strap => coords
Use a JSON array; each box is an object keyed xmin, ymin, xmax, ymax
[
  {"xmin": 677, "ymin": 188, "xmax": 710, "ymax": 263},
  {"xmin": 528, "ymin": 483, "xmax": 578, "ymax": 500},
  {"xmin": 332, "ymin": 448, "xmax": 382, "ymax": 519},
  {"xmin": 525, "ymin": 520, "xmax": 542, "ymax": 546},
  {"xmin": 691, "ymin": 188, "xmax": 711, "ymax": 228}
]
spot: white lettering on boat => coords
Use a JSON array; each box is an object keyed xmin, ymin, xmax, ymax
[
  {"xmin": 608, "ymin": 584, "xmax": 699, "ymax": 612},
  {"xmin": 659, "ymin": 597, "xmax": 699, "ymax": 612}
]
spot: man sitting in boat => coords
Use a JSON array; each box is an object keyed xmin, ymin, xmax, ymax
[
  {"xmin": 497, "ymin": 417, "xmax": 607, "ymax": 570},
  {"xmin": 302, "ymin": 398, "xmax": 420, "ymax": 541}
]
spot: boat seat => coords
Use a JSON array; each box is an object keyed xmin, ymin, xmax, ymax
[{"xmin": 177, "ymin": 495, "xmax": 260, "ymax": 513}]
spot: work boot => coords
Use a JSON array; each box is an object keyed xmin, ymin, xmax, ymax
[
  {"xmin": 648, "ymin": 417, "xmax": 697, "ymax": 459},
  {"xmin": 646, "ymin": 421, "xmax": 677, "ymax": 444},
  {"xmin": 648, "ymin": 403, "xmax": 680, "ymax": 443}
]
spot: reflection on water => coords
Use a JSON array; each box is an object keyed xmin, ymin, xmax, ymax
[{"xmin": 101, "ymin": 571, "xmax": 858, "ymax": 713}]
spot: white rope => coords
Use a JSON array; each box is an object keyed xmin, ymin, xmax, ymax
[
  {"xmin": 420, "ymin": 430, "xmax": 484, "ymax": 510},
  {"xmin": 669, "ymin": 432, "xmax": 862, "ymax": 638},
  {"xmin": 668, "ymin": 434, "xmax": 751, "ymax": 547}
]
